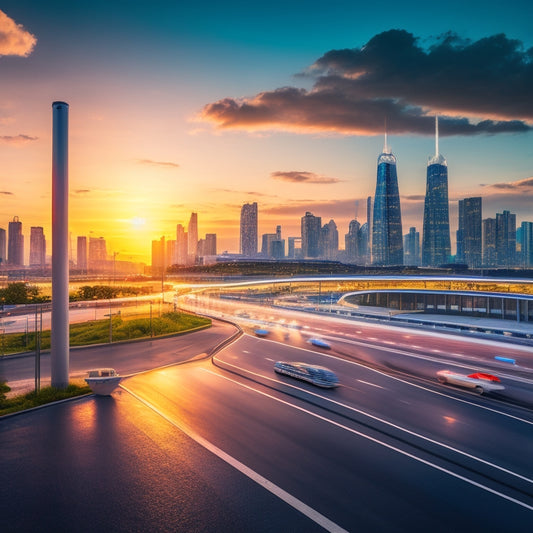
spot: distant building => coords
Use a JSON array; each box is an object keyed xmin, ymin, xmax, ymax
[
  {"xmin": 176, "ymin": 224, "xmax": 188, "ymax": 265},
  {"xmin": 287, "ymin": 237, "xmax": 302, "ymax": 259},
  {"xmin": 29, "ymin": 226, "xmax": 46, "ymax": 267},
  {"xmin": 8, "ymin": 216, "xmax": 24, "ymax": 266},
  {"xmin": 496, "ymin": 210, "xmax": 516, "ymax": 267},
  {"xmin": 166, "ymin": 239, "xmax": 177, "ymax": 266},
  {"xmin": 519, "ymin": 221, "xmax": 533, "ymax": 267},
  {"xmin": 483, "ymin": 218, "xmax": 497, "ymax": 267},
  {"xmin": 204, "ymin": 233, "xmax": 217, "ymax": 256},
  {"xmin": 187, "ymin": 212, "xmax": 198, "ymax": 265},
  {"xmin": 319, "ymin": 219, "xmax": 339, "ymax": 260},
  {"xmin": 372, "ymin": 135, "xmax": 403, "ymax": 265},
  {"xmin": 345, "ymin": 219, "xmax": 360, "ymax": 263},
  {"xmin": 301, "ymin": 212, "xmax": 321, "ymax": 258},
  {"xmin": 403, "ymin": 227, "xmax": 420, "ymax": 266},
  {"xmin": 457, "ymin": 197, "xmax": 482, "ymax": 268},
  {"xmin": 422, "ymin": 117, "xmax": 451, "ymax": 267},
  {"xmin": 261, "ymin": 233, "xmax": 276, "ymax": 257},
  {"xmin": 77, "ymin": 236, "xmax": 87, "ymax": 272},
  {"xmin": 151, "ymin": 236, "xmax": 166, "ymax": 275},
  {"xmin": 240, "ymin": 202, "xmax": 258, "ymax": 257},
  {"xmin": 89, "ymin": 236, "xmax": 107, "ymax": 271},
  {"xmin": 0, "ymin": 228, "xmax": 6, "ymax": 266}
]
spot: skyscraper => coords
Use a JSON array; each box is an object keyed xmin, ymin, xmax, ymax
[
  {"xmin": 151, "ymin": 236, "xmax": 166, "ymax": 275},
  {"xmin": 77, "ymin": 236, "xmax": 87, "ymax": 272},
  {"xmin": 496, "ymin": 210, "xmax": 516, "ymax": 267},
  {"xmin": 344, "ymin": 219, "xmax": 360, "ymax": 263},
  {"xmin": 8, "ymin": 216, "xmax": 24, "ymax": 266},
  {"xmin": 88, "ymin": 236, "xmax": 107, "ymax": 271},
  {"xmin": 29, "ymin": 226, "xmax": 46, "ymax": 267},
  {"xmin": 319, "ymin": 219, "xmax": 339, "ymax": 260},
  {"xmin": 422, "ymin": 117, "xmax": 451, "ymax": 267},
  {"xmin": 187, "ymin": 212, "xmax": 198, "ymax": 265},
  {"xmin": 0, "ymin": 228, "xmax": 6, "ymax": 266},
  {"xmin": 240, "ymin": 202, "xmax": 258, "ymax": 257},
  {"xmin": 301, "ymin": 211, "xmax": 321, "ymax": 258},
  {"xmin": 457, "ymin": 197, "xmax": 482, "ymax": 267},
  {"xmin": 372, "ymin": 135, "xmax": 403, "ymax": 265},
  {"xmin": 403, "ymin": 227, "xmax": 420, "ymax": 266},
  {"xmin": 520, "ymin": 221, "xmax": 533, "ymax": 267},
  {"xmin": 483, "ymin": 218, "xmax": 497, "ymax": 267},
  {"xmin": 176, "ymin": 224, "xmax": 188, "ymax": 265}
]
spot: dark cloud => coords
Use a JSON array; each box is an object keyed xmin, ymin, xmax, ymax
[
  {"xmin": 136, "ymin": 159, "xmax": 180, "ymax": 168},
  {"xmin": 271, "ymin": 171, "xmax": 343, "ymax": 184},
  {"xmin": 0, "ymin": 190, "xmax": 13, "ymax": 195},
  {"xmin": 402, "ymin": 194, "xmax": 426, "ymax": 201},
  {"xmin": 200, "ymin": 30, "xmax": 532, "ymax": 136},
  {"xmin": 0, "ymin": 134, "xmax": 38, "ymax": 145},
  {"xmin": 74, "ymin": 189, "xmax": 91, "ymax": 194}
]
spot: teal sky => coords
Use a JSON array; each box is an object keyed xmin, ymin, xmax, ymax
[{"xmin": 1, "ymin": 1, "xmax": 532, "ymax": 260}]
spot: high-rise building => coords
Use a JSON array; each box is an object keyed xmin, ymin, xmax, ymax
[
  {"xmin": 88, "ymin": 236, "xmax": 107, "ymax": 271},
  {"xmin": 204, "ymin": 233, "xmax": 217, "ymax": 256},
  {"xmin": 240, "ymin": 202, "xmax": 258, "ymax": 257},
  {"xmin": 403, "ymin": 227, "xmax": 420, "ymax": 266},
  {"xmin": 187, "ymin": 212, "xmax": 198, "ymax": 265},
  {"xmin": 166, "ymin": 239, "xmax": 177, "ymax": 266},
  {"xmin": 7, "ymin": 216, "xmax": 24, "ymax": 266},
  {"xmin": 301, "ymin": 212, "xmax": 321, "ymax": 258},
  {"xmin": 176, "ymin": 224, "xmax": 188, "ymax": 265},
  {"xmin": 483, "ymin": 218, "xmax": 497, "ymax": 267},
  {"xmin": 457, "ymin": 197, "xmax": 482, "ymax": 268},
  {"xmin": 319, "ymin": 219, "xmax": 339, "ymax": 260},
  {"xmin": 519, "ymin": 221, "xmax": 533, "ymax": 267},
  {"xmin": 77, "ymin": 236, "xmax": 87, "ymax": 272},
  {"xmin": 29, "ymin": 227, "xmax": 46, "ymax": 267},
  {"xmin": 496, "ymin": 210, "xmax": 516, "ymax": 267},
  {"xmin": 261, "ymin": 233, "xmax": 276, "ymax": 257},
  {"xmin": 372, "ymin": 135, "xmax": 403, "ymax": 265},
  {"xmin": 287, "ymin": 237, "xmax": 302, "ymax": 259},
  {"xmin": 0, "ymin": 228, "xmax": 6, "ymax": 266},
  {"xmin": 151, "ymin": 236, "xmax": 166, "ymax": 275},
  {"xmin": 271, "ymin": 225, "xmax": 285, "ymax": 259},
  {"xmin": 344, "ymin": 219, "xmax": 361, "ymax": 263},
  {"xmin": 422, "ymin": 117, "xmax": 451, "ymax": 267}
]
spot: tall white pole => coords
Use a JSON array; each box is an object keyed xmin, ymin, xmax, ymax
[
  {"xmin": 51, "ymin": 101, "xmax": 69, "ymax": 388},
  {"xmin": 435, "ymin": 115, "xmax": 439, "ymax": 157}
]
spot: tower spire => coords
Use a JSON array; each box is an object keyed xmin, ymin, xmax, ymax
[
  {"xmin": 435, "ymin": 115, "xmax": 439, "ymax": 157},
  {"xmin": 383, "ymin": 117, "xmax": 389, "ymax": 153}
]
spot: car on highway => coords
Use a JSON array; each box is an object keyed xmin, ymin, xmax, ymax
[
  {"xmin": 254, "ymin": 328, "xmax": 270, "ymax": 337},
  {"xmin": 309, "ymin": 338, "xmax": 331, "ymax": 349},
  {"xmin": 274, "ymin": 361, "xmax": 339, "ymax": 388},
  {"xmin": 436, "ymin": 370, "xmax": 505, "ymax": 394}
]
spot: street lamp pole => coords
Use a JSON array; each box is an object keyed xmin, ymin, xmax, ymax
[{"xmin": 150, "ymin": 301, "xmax": 153, "ymax": 338}]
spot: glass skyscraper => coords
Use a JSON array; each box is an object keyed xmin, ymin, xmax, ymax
[
  {"xmin": 457, "ymin": 197, "xmax": 482, "ymax": 267},
  {"xmin": 240, "ymin": 202, "xmax": 258, "ymax": 257},
  {"xmin": 372, "ymin": 136, "xmax": 403, "ymax": 266},
  {"xmin": 422, "ymin": 117, "xmax": 451, "ymax": 266}
]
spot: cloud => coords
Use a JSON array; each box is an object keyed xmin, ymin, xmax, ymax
[
  {"xmin": 74, "ymin": 189, "xmax": 91, "ymax": 194},
  {"xmin": 482, "ymin": 176, "xmax": 533, "ymax": 191},
  {"xmin": 0, "ymin": 190, "xmax": 13, "ymax": 195},
  {"xmin": 271, "ymin": 171, "xmax": 343, "ymax": 184},
  {"xmin": 0, "ymin": 10, "xmax": 37, "ymax": 57},
  {"xmin": 0, "ymin": 134, "xmax": 38, "ymax": 145},
  {"xmin": 200, "ymin": 30, "xmax": 533, "ymax": 137},
  {"xmin": 136, "ymin": 159, "xmax": 180, "ymax": 169}
]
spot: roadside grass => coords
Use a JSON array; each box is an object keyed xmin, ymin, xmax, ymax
[
  {"xmin": 0, "ymin": 383, "xmax": 92, "ymax": 416},
  {"xmin": 0, "ymin": 312, "xmax": 211, "ymax": 355}
]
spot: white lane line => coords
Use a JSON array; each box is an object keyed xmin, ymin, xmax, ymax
[
  {"xmin": 200, "ymin": 368, "xmax": 533, "ymax": 511},
  {"xmin": 243, "ymin": 333, "xmax": 533, "ymax": 425},
  {"xmin": 121, "ymin": 384, "xmax": 348, "ymax": 533},
  {"xmin": 357, "ymin": 380, "xmax": 385, "ymax": 389},
  {"xmin": 215, "ymin": 357, "xmax": 533, "ymax": 486}
]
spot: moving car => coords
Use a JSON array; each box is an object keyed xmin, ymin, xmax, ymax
[
  {"xmin": 254, "ymin": 328, "xmax": 270, "ymax": 337},
  {"xmin": 436, "ymin": 370, "xmax": 504, "ymax": 394},
  {"xmin": 274, "ymin": 361, "xmax": 339, "ymax": 388},
  {"xmin": 309, "ymin": 338, "xmax": 331, "ymax": 349}
]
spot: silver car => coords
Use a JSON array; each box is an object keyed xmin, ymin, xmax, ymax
[
  {"xmin": 437, "ymin": 370, "xmax": 505, "ymax": 394},
  {"xmin": 274, "ymin": 361, "xmax": 339, "ymax": 388}
]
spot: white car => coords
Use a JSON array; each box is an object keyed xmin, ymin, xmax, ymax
[
  {"xmin": 274, "ymin": 361, "xmax": 339, "ymax": 388},
  {"xmin": 437, "ymin": 370, "xmax": 505, "ymax": 394}
]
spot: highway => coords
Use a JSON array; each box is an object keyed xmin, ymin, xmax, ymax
[{"xmin": 2, "ymin": 306, "xmax": 533, "ymax": 530}]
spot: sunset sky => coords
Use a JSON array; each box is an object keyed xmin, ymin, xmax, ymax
[{"xmin": 1, "ymin": 1, "xmax": 532, "ymax": 264}]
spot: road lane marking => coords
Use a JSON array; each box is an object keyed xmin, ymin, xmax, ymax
[
  {"xmin": 243, "ymin": 333, "xmax": 533, "ymax": 425},
  {"xmin": 121, "ymin": 384, "xmax": 349, "ymax": 533},
  {"xmin": 357, "ymin": 380, "xmax": 385, "ymax": 389},
  {"xmin": 200, "ymin": 368, "xmax": 533, "ymax": 511},
  {"xmin": 212, "ymin": 358, "xmax": 533, "ymax": 486}
]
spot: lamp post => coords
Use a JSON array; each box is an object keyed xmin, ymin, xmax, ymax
[{"xmin": 149, "ymin": 300, "xmax": 153, "ymax": 338}]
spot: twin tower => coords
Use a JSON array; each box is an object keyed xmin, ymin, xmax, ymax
[{"xmin": 372, "ymin": 117, "xmax": 450, "ymax": 267}]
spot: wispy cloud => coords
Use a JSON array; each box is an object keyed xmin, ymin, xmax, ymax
[
  {"xmin": 0, "ymin": 10, "xmax": 37, "ymax": 57},
  {"xmin": 482, "ymin": 176, "xmax": 533, "ymax": 191},
  {"xmin": 136, "ymin": 159, "xmax": 180, "ymax": 169},
  {"xmin": 271, "ymin": 171, "xmax": 343, "ymax": 184},
  {"xmin": 0, "ymin": 134, "xmax": 38, "ymax": 145},
  {"xmin": 73, "ymin": 189, "xmax": 91, "ymax": 194},
  {"xmin": 200, "ymin": 30, "xmax": 533, "ymax": 137},
  {"xmin": 0, "ymin": 190, "xmax": 13, "ymax": 195}
]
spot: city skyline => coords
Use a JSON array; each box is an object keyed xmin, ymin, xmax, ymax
[{"xmin": 0, "ymin": 2, "xmax": 532, "ymax": 263}]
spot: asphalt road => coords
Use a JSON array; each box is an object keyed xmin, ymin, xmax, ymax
[{"xmin": 2, "ymin": 308, "xmax": 533, "ymax": 531}]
